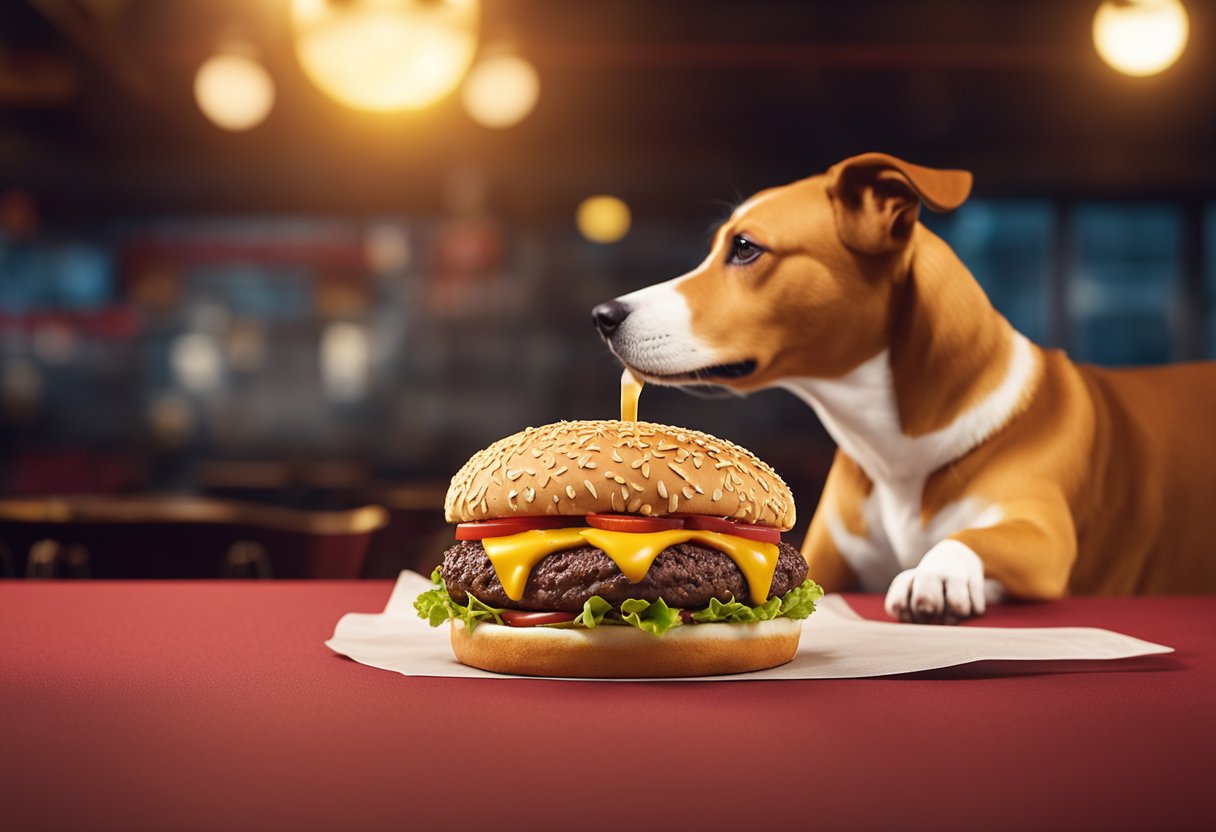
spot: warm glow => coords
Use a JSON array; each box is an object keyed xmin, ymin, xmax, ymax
[
  {"xmin": 321, "ymin": 323, "xmax": 370, "ymax": 402},
  {"xmin": 193, "ymin": 53, "xmax": 275, "ymax": 131},
  {"xmin": 1093, "ymin": 0, "xmax": 1189, "ymax": 77},
  {"xmin": 461, "ymin": 54, "xmax": 540, "ymax": 128},
  {"xmin": 577, "ymin": 196, "xmax": 631, "ymax": 244},
  {"xmin": 171, "ymin": 333, "xmax": 223, "ymax": 393},
  {"xmin": 291, "ymin": 0, "xmax": 479, "ymax": 112}
]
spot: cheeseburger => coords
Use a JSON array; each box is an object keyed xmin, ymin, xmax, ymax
[{"xmin": 416, "ymin": 419, "xmax": 822, "ymax": 677}]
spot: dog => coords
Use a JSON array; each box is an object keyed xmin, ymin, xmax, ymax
[{"xmin": 592, "ymin": 152, "xmax": 1216, "ymax": 623}]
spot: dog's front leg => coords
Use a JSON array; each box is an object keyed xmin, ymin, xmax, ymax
[
  {"xmin": 884, "ymin": 498, "xmax": 1077, "ymax": 624},
  {"xmin": 884, "ymin": 541, "xmax": 996, "ymax": 624}
]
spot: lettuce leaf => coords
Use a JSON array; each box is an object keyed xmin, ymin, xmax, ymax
[
  {"xmin": 691, "ymin": 579, "xmax": 824, "ymax": 624},
  {"xmin": 413, "ymin": 568, "xmax": 504, "ymax": 632},
  {"xmin": 415, "ymin": 570, "xmax": 824, "ymax": 637},
  {"xmin": 573, "ymin": 596, "xmax": 613, "ymax": 628},
  {"xmin": 619, "ymin": 597, "xmax": 681, "ymax": 636}
]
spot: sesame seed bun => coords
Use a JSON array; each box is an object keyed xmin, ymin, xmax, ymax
[
  {"xmin": 449, "ymin": 617, "xmax": 803, "ymax": 678},
  {"xmin": 444, "ymin": 420, "xmax": 795, "ymax": 530}
]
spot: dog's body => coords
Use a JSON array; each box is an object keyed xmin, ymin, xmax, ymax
[{"xmin": 593, "ymin": 153, "xmax": 1216, "ymax": 622}]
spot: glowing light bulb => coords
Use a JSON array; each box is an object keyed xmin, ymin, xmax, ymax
[
  {"xmin": 194, "ymin": 53, "xmax": 275, "ymax": 131},
  {"xmin": 292, "ymin": 0, "xmax": 479, "ymax": 112},
  {"xmin": 577, "ymin": 196, "xmax": 631, "ymax": 244},
  {"xmin": 1093, "ymin": 0, "xmax": 1189, "ymax": 77},
  {"xmin": 462, "ymin": 53, "xmax": 540, "ymax": 128}
]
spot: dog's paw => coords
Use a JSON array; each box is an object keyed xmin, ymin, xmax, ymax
[{"xmin": 883, "ymin": 540, "xmax": 988, "ymax": 625}]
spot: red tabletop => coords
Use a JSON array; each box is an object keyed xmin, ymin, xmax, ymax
[{"xmin": 1, "ymin": 581, "xmax": 1213, "ymax": 832}]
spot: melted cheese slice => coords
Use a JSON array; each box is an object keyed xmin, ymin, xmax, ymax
[{"xmin": 481, "ymin": 527, "xmax": 780, "ymax": 606}]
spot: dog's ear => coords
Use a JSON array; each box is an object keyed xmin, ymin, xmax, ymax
[{"xmin": 827, "ymin": 152, "xmax": 972, "ymax": 255}]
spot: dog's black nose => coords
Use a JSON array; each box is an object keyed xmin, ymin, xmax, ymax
[{"xmin": 591, "ymin": 300, "xmax": 631, "ymax": 337}]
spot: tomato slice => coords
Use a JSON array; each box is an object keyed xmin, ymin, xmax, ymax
[
  {"xmin": 454, "ymin": 516, "xmax": 574, "ymax": 540},
  {"xmin": 585, "ymin": 513, "xmax": 684, "ymax": 533},
  {"xmin": 500, "ymin": 610, "xmax": 578, "ymax": 627},
  {"xmin": 681, "ymin": 514, "xmax": 781, "ymax": 544}
]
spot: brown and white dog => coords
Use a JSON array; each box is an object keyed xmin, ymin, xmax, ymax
[{"xmin": 592, "ymin": 152, "xmax": 1216, "ymax": 623}]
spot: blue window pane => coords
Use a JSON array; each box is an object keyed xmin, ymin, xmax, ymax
[
  {"xmin": 1071, "ymin": 204, "xmax": 1182, "ymax": 367},
  {"xmin": 924, "ymin": 200, "xmax": 1052, "ymax": 346},
  {"xmin": 52, "ymin": 245, "xmax": 113, "ymax": 308}
]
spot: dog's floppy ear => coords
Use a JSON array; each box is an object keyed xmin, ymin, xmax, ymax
[{"xmin": 827, "ymin": 152, "xmax": 972, "ymax": 255}]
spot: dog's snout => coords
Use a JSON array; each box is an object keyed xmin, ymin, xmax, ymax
[{"xmin": 592, "ymin": 300, "xmax": 631, "ymax": 338}]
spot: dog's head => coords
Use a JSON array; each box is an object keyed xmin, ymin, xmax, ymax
[{"xmin": 592, "ymin": 153, "xmax": 972, "ymax": 391}]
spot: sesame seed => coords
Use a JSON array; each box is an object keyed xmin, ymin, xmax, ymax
[
  {"xmin": 553, "ymin": 495, "xmax": 560, "ymax": 504},
  {"xmin": 525, "ymin": 488, "xmax": 536, "ymax": 503},
  {"xmin": 642, "ymin": 463, "xmax": 650, "ymax": 478},
  {"xmin": 585, "ymin": 462, "xmax": 597, "ymax": 469},
  {"xmin": 604, "ymin": 471, "xmax": 616, "ymax": 479},
  {"xmin": 554, "ymin": 466, "xmax": 569, "ymax": 477},
  {"xmin": 611, "ymin": 450, "xmax": 623, "ymax": 462},
  {"xmin": 628, "ymin": 498, "xmax": 643, "ymax": 513},
  {"xmin": 668, "ymin": 494, "xmax": 679, "ymax": 513},
  {"xmin": 692, "ymin": 457, "xmax": 703, "ymax": 469},
  {"xmin": 712, "ymin": 488, "xmax": 723, "ymax": 501},
  {"xmin": 629, "ymin": 482, "xmax": 644, "ymax": 492},
  {"xmin": 507, "ymin": 469, "xmax": 523, "ymax": 481},
  {"xmin": 667, "ymin": 462, "xmax": 691, "ymax": 482},
  {"xmin": 508, "ymin": 489, "xmax": 518, "ymax": 500},
  {"xmin": 630, "ymin": 459, "xmax": 644, "ymax": 469},
  {"xmin": 657, "ymin": 481, "xmax": 668, "ymax": 498},
  {"xmin": 640, "ymin": 504, "xmax": 653, "ymax": 515},
  {"xmin": 584, "ymin": 480, "xmax": 598, "ymax": 499},
  {"xmin": 682, "ymin": 486, "xmax": 696, "ymax": 499},
  {"xmin": 566, "ymin": 485, "xmax": 577, "ymax": 499}
]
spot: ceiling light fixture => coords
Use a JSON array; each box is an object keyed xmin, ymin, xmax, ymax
[
  {"xmin": 1093, "ymin": 0, "xmax": 1189, "ymax": 77},
  {"xmin": 291, "ymin": 0, "xmax": 480, "ymax": 112}
]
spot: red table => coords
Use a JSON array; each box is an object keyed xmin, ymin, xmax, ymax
[{"xmin": 1, "ymin": 582, "xmax": 1213, "ymax": 832}]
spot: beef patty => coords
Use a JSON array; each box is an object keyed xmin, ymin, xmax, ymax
[{"xmin": 441, "ymin": 539, "xmax": 809, "ymax": 612}]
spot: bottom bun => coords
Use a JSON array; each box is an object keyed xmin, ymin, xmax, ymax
[{"xmin": 449, "ymin": 618, "xmax": 803, "ymax": 678}]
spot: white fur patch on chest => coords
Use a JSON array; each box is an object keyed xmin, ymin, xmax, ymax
[
  {"xmin": 828, "ymin": 489, "xmax": 1003, "ymax": 591},
  {"xmin": 783, "ymin": 334, "xmax": 1035, "ymax": 589}
]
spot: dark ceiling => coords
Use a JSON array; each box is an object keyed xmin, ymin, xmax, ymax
[{"xmin": 1, "ymin": 0, "xmax": 1214, "ymax": 222}]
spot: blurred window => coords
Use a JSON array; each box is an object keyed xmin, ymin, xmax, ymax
[
  {"xmin": 1070, "ymin": 204, "xmax": 1183, "ymax": 366},
  {"xmin": 925, "ymin": 200, "xmax": 1053, "ymax": 346}
]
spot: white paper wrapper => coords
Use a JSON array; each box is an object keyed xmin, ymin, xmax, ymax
[{"xmin": 325, "ymin": 571, "xmax": 1173, "ymax": 681}]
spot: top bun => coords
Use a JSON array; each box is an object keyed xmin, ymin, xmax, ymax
[{"xmin": 445, "ymin": 420, "xmax": 795, "ymax": 530}]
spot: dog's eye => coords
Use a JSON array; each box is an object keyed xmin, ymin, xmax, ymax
[{"xmin": 728, "ymin": 235, "xmax": 764, "ymax": 266}]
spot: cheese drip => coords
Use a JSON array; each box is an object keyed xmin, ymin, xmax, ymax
[
  {"xmin": 481, "ymin": 527, "xmax": 780, "ymax": 606},
  {"xmin": 620, "ymin": 368, "xmax": 643, "ymax": 422}
]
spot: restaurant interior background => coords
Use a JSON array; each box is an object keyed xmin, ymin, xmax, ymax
[{"xmin": 0, "ymin": 0, "xmax": 1212, "ymax": 580}]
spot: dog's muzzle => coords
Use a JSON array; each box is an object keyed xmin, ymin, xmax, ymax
[{"xmin": 591, "ymin": 300, "xmax": 631, "ymax": 340}]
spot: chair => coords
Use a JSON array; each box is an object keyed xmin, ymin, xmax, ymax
[{"xmin": 0, "ymin": 496, "xmax": 388, "ymax": 579}]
